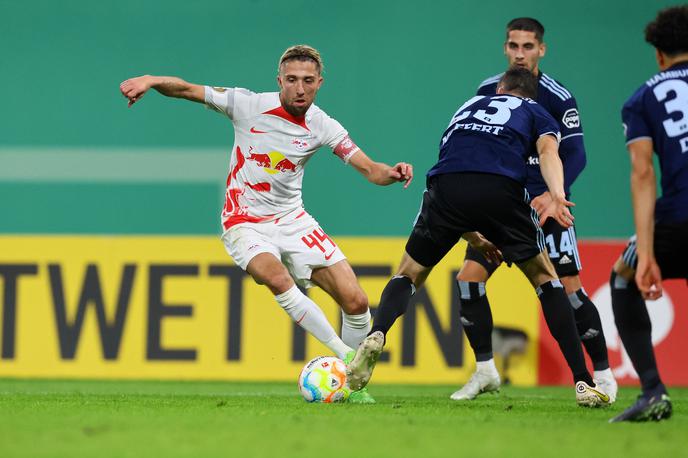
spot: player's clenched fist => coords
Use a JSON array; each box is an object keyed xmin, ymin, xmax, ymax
[
  {"xmin": 392, "ymin": 162, "xmax": 413, "ymax": 188},
  {"xmin": 120, "ymin": 76, "xmax": 152, "ymax": 107}
]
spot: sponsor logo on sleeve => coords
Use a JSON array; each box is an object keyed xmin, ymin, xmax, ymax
[{"xmin": 562, "ymin": 108, "xmax": 580, "ymax": 129}]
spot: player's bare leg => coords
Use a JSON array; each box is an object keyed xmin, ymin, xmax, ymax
[
  {"xmin": 560, "ymin": 274, "xmax": 617, "ymax": 402},
  {"xmin": 311, "ymin": 260, "xmax": 371, "ymax": 349},
  {"xmin": 518, "ymin": 253, "xmax": 609, "ymax": 407},
  {"xmin": 311, "ymin": 260, "xmax": 376, "ymax": 403},
  {"xmin": 247, "ymin": 253, "xmax": 352, "ymax": 360},
  {"xmin": 451, "ymin": 259, "xmax": 501, "ymax": 400},
  {"xmin": 347, "ymin": 252, "xmax": 431, "ymax": 390}
]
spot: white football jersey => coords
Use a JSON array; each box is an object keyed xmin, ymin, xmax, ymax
[{"xmin": 205, "ymin": 86, "xmax": 354, "ymax": 231}]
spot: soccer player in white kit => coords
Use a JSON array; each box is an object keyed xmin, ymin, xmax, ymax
[{"xmin": 120, "ymin": 45, "xmax": 413, "ymax": 403}]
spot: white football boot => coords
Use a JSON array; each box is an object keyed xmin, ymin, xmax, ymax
[
  {"xmin": 450, "ymin": 365, "xmax": 501, "ymax": 401},
  {"xmin": 593, "ymin": 368, "xmax": 618, "ymax": 404},
  {"xmin": 346, "ymin": 331, "xmax": 384, "ymax": 391},
  {"xmin": 575, "ymin": 381, "xmax": 611, "ymax": 407}
]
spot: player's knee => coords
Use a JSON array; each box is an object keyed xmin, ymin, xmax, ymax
[
  {"xmin": 341, "ymin": 289, "xmax": 369, "ymax": 315},
  {"xmin": 267, "ymin": 272, "xmax": 295, "ymax": 295},
  {"xmin": 456, "ymin": 263, "xmax": 490, "ymax": 283},
  {"xmin": 612, "ymin": 257, "xmax": 635, "ymax": 282}
]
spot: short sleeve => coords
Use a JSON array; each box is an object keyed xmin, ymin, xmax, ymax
[
  {"xmin": 555, "ymin": 97, "xmax": 583, "ymax": 140},
  {"xmin": 476, "ymin": 84, "xmax": 494, "ymax": 96},
  {"xmin": 475, "ymin": 73, "xmax": 502, "ymax": 96},
  {"xmin": 532, "ymin": 104, "xmax": 561, "ymax": 142},
  {"xmin": 312, "ymin": 110, "xmax": 348, "ymax": 150},
  {"xmin": 204, "ymin": 86, "xmax": 256, "ymax": 120},
  {"xmin": 622, "ymin": 87, "xmax": 652, "ymax": 145}
]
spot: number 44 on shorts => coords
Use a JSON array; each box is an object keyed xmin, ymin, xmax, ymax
[{"xmin": 301, "ymin": 228, "xmax": 337, "ymax": 258}]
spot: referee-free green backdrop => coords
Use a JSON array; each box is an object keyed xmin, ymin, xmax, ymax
[{"xmin": 0, "ymin": 0, "xmax": 676, "ymax": 237}]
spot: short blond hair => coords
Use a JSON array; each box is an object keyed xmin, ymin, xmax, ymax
[{"xmin": 278, "ymin": 45, "xmax": 323, "ymax": 74}]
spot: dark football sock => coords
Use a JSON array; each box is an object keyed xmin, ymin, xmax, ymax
[
  {"xmin": 610, "ymin": 271, "xmax": 664, "ymax": 393},
  {"xmin": 568, "ymin": 288, "xmax": 610, "ymax": 371},
  {"xmin": 457, "ymin": 281, "xmax": 493, "ymax": 361},
  {"xmin": 538, "ymin": 280, "xmax": 593, "ymax": 385},
  {"xmin": 370, "ymin": 275, "xmax": 415, "ymax": 340}
]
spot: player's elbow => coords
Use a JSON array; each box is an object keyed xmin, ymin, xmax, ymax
[{"xmin": 631, "ymin": 162, "xmax": 654, "ymax": 181}]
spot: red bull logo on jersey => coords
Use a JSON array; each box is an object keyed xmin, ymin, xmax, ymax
[{"xmin": 246, "ymin": 147, "xmax": 299, "ymax": 175}]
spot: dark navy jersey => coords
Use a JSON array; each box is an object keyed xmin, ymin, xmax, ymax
[
  {"xmin": 477, "ymin": 72, "xmax": 586, "ymax": 198},
  {"xmin": 428, "ymin": 94, "xmax": 560, "ymax": 185},
  {"xmin": 622, "ymin": 61, "xmax": 688, "ymax": 224}
]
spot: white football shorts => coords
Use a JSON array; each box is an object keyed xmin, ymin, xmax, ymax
[{"xmin": 221, "ymin": 208, "xmax": 346, "ymax": 288}]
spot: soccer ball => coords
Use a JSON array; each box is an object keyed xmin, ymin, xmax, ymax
[{"xmin": 298, "ymin": 356, "xmax": 351, "ymax": 403}]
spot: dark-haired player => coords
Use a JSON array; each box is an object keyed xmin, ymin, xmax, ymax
[
  {"xmin": 347, "ymin": 67, "xmax": 611, "ymax": 407},
  {"xmin": 452, "ymin": 17, "xmax": 617, "ymax": 402},
  {"xmin": 609, "ymin": 6, "xmax": 688, "ymax": 423}
]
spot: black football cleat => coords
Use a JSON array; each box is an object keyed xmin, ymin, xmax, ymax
[{"xmin": 609, "ymin": 391, "xmax": 672, "ymax": 423}]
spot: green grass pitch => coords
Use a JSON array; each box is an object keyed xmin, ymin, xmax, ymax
[{"xmin": 0, "ymin": 379, "xmax": 685, "ymax": 458}]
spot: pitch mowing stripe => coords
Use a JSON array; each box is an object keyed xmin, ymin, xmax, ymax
[{"xmin": 0, "ymin": 147, "xmax": 229, "ymax": 182}]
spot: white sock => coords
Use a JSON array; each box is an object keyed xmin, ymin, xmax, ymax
[
  {"xmin": 476, "ymin": 359, "xmax": 498, "ymax": 373},
  {"xmin": 275, "ymin": 285, "xmax": 352, "ymax": 359},
  {"xmin": 341, "ymin": 310, "xmax": 372, "ymax": 349},
  {"xmin": 594, "ymin": 368, "xmax": 614, "ymax": 380}
]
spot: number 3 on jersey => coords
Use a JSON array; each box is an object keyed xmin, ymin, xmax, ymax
[
  {"xmin": 654, "ymin": 79, "xmax": 688, "ymax": 146},
  {"xmin": 473, "ymin": 96, "xmax": 523, "ymax": 125},
  {"xmin": 449, "ymin": 96, "xmax": 524, "ymax": 127}
]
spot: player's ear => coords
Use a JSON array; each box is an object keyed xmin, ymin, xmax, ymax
[
  {"xmin": 277, "ymin": 74, "xmax": 283, "ymax": 89},
  {"xmin": 655, "ymin": 49, "xmax": 667, "ymax": 70},
  {"xmin": 539, "ymin": 42, "xmax": 546, "ymax": 58}
]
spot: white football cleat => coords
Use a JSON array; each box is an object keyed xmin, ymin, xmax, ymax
[
  {"xmin": 575, "ymin": 381, "xmax": 611, "ymax": 407},
  {"xmin": 594, "ymin": 369, "xmax": 618, "ymax": 404},
  {"xmin": 346, "ymin": 331, "xmax": 384, "ymax": 391},
  {"xmin": 450, "ymin": 368, "xmax": 500, "ymax": 401}
]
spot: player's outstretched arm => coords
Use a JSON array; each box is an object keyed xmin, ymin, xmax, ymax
[
  {"xmin": 119, "ymin": 75, "xmax": 205, "ymax": 107},
  {"xmin": 536, "ymin": 134, "xmax": 574, "ymax": 228},
  {"xmin": 348, "ymin": 150, "xmax": 413, "ymax": 188},
  {"xmin": 628, "ymin": 138, "xmax": 662, "ymax": 299}
]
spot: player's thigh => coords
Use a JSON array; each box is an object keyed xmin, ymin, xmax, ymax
[
  {"xmin": 654, "ymin": 222, "xmax": 688, "ymax": 279},
  {"xmin": 278, "ymin": 213, "xmax": 346, "ymax": 289},
  {"xmin": 311, "ymin": 260, "xmax": 368, "ymax": 315},
  {"xmin": 222, "ymin": 223, "xmax": 280, "ymax": 268},
  {"xmin": 475, "ymin": 179, "xmax": 545, "ymax": 265},
  {"xmin": 516, "ymin": 251, "xmax": 557, "ymax": 288},
  {"xmin": 405, "ymin": 178, "xmax": 465, "ymax": 268},
  {"xmin": 541, "ymin": 219, "xmax": 582, "ymax": 278},
  {"xmin": 245, "ymin": 252, "xmax": 294, "ymax": 294},
  {"xmin": 396, "ymin": 251, "xmax": 433, "ymax": 287},
  {"xmin": 436, "ymin": 173, "xmax": 545, "ymax": 266},
  {"xmin": 611, "ymin": 226, "xmax": 688, "ymax": 281},
  {"xmin": 613, "ymin": 235, "xmax": 637, "ymax": 280}
]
